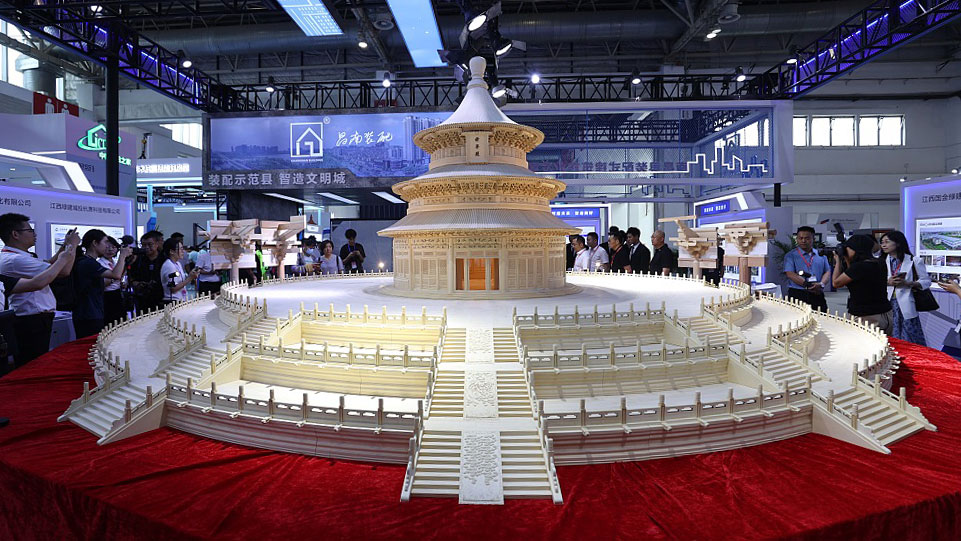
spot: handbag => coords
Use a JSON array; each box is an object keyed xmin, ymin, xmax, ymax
[{"xmin": 910, "ymin": 261, "xmax": 939, "ymax": 312}]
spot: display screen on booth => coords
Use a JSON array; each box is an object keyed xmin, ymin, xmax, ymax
[
  {"xmin": 206, "ymin": 103, "xmax": 786, "ymax": 190},
  {"xmin": 49, "ymin": 224, "xmax": 126, "ymax": 257},
  {"xmin": 206, "ymin": 112, "xmax": 449, "ymax": 190},
  {"xmin": 916, "ymin": 217, "xmax": 961, "ymax": 282}
]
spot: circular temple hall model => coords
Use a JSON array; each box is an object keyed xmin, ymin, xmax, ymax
[
  {"xmin": 59, "ymin": 59, "xmax": 935, "ymax": 506},
  {"xmin": 379, "ymin": 57, "xmax": 577, "ymax": 299}
]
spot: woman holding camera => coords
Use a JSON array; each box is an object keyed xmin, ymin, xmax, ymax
[
  {"xmin": 831, "ymin": 234, "xmax": 893, "ymax": 335},
  {"xmin": 880, "ymin": 230, "xmax": 930, "ymax": 345}
]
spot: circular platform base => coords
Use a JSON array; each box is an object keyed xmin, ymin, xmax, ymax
[
  {"xmin": 247, "ymin": 273, "xmax": 721, "ymax": 326},
  {"xmin": 369, "ymin": 282, "xmax": 582, "ymax": 300}
]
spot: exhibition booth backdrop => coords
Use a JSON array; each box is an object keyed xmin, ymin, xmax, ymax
[
  {"xmin": 0, "ymin": 113, "xmax": 136, "ymax": 198},
  {"xmin": 902, "ymin": 176, "xmax": 961, "ymax": 358},
  {"xmin": 0, "ymin": 184, "xmax": 134, "ymax": 258}
]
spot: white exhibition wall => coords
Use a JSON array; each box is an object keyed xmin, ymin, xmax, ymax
[{"xmin": 786, "ymin": 98, "xmax": 960, "ymax": 230}]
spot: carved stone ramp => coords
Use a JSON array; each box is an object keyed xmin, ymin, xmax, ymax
[{"xmin": 406, "ymin": 327, "xmax": 562, "ymax": 503}]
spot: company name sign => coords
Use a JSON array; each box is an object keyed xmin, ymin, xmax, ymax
[{"xmin": 205, "ymin": 111, "xmax": 449, "ymax": 190}]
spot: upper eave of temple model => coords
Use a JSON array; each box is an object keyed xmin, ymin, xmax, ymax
[{"xmin": 412, "ymin": 56, "xmax": 544, "ymax": 154}]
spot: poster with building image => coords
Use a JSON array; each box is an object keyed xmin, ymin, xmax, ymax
[{"xmin": 916, "ymin": 217, "xmax": 961, "ymax": 282}]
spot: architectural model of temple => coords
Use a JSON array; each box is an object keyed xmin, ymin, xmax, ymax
[
  {"xmin": 58, "ymin": 57, "xmax": 935, "ymax": 508},
  {"xmin": 378, "ymin": 57, "xmax": 577, "ymax": 299}
]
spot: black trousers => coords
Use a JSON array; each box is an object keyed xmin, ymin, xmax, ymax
[
  {"xmin": 72, "ymin": 318, "xmax": 104, "ymax": 340},
  {"xmin": 198, "ymin": 281, "xmax": 221, "ymax": 297},
  {"xmin": 103, "ymin": 290, "xmax": 125, "ymax": 326},
  {"xmin": 786, "ymin": 288, "xmax": 828, "ymax": 312},
  {"xmin": 12, "ymin": 312, "xmax": 54, "ymax": 366}
]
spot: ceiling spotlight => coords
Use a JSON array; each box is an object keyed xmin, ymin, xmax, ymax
[
  {"xmin": 786, "ymin": 57, "xmax": 797, "ymax": 65},
  {"xmin": 90, "ymin": 5, "xmax": 103, "ymax": 15},
  {"xmin": 718, "ymin": 2, "xmax": 740, "ymax": 24},
  {"xmin": 530, "ymin": 73, "xmax": 541, "ymax": 84},
  {"xmin": 735, "ymin": 67, "xmax": 746, "ymax": 83},
  {"xmin": 382, "ymin": 76, "xmax": 392, "ymax": 88},
  {"xmin": 177, "ymin": 50, "xmax": 192, "ymax": 69},
  {"xmin": 358, "ymin": 40, "xmax": 369, "ymax": 49},
  {"xmin": 491, "ymin": 81, "xmax": 517, "ymax": 99},
  {"xmin": 630, "ymin": 70, "xmax": 641, "ymax": 85},
  {"xmin": 467, "ymin": 12, "xmax": 487, "ymax": 32},
  {"xmin": 705, "ymin": 32, "xmax": 717, "ymax": 40},
  {"xmin": 899, "ymin": 177, "xmax": 907, "ymax": 183},
  {"xmin": 265, "ymin": 76, "xmax": 276, "ymax": 93},
  {"xmin": 495, "ymin": 38, "xmax": 513, "ymax": 57},
  {"xmin": 952, "ymin": 168, "xmax": 959, "ymax": 174}
]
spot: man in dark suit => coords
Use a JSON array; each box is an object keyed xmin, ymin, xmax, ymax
[
  {"xmin": 600, "ymin": 226, "xmax": 619, "ymax": 255},
  {"xmin": 565, "ymin": 235, "xmax": 577, "ymax": 270},
  {"xmin": 626, "ymin": 227, "xmax": 651, "ymax": 274}
]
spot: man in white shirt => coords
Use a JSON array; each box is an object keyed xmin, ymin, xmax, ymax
[
  {"xmin": 571, "ymin": 235, "xmax": 591, "ymax": 271},
  {"xmin": 0, "ymin": 213, "xmax": 79, "ymax": 365},
  {"xmin": 195, "ymin": 248, "xmax": 222, "ymax": 296},
  {"xmin": 585, "ymin": 232, "xmax": 610, "ymax": 272}
]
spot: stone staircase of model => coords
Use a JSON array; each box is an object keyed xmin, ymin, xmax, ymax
[
  {"xmin": 403, "ymin": 327, "xmax": 562, "ymax": 504},
  {"xmin": 59, "ymin": 291, "xmax": 273, "ymax": 444}
]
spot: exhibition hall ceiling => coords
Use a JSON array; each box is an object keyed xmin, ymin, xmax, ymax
[{"xmin": 5, "ymin": 0, "xmax": 961, "ymax": 97}]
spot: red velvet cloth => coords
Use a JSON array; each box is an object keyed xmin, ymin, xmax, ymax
[{"xmin": 1, "ymin": 337, "xmax": 960, "ymax": 540}]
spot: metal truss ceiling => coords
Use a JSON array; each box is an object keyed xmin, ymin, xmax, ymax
[
  {"xmin": 744, "ymin": 0, "xmax": 961, "ymax": 99},
  {"xmin": 229, "ymin": 73, "xmax": 760, "ymax": 111},
  {"xmin": 0, "ymin": 0, "xmax": 252, "ymax": 112}
]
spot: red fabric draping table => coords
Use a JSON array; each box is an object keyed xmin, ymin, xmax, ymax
[{"xmin": 1, "ymin": 337, "xmax": 960, "ymax": 540}]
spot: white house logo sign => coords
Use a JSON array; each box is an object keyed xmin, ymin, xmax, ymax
[{"xmin": 290, "ymin": 122, "xmax": 324, "ymax": 160}]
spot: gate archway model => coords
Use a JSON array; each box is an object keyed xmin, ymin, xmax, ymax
[{"xmin": 60, "ymin": 58, "xmax": 934, "ymax": 505}]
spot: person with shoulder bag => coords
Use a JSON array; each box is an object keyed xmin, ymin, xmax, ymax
[{"xmin": 880, "ymin": 230, "xmax": 935, "ymax": 345}]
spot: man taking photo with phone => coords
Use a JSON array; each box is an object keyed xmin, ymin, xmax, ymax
[{"xmin": 0, "ymin": 214, "xmax": 80, "ymax": 366}]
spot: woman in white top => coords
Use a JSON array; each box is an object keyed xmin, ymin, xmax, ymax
[
  {"xmin": 318, "ymin": 240, "xmax": 344, "ymax": 275},
  {"xmin": 160, "ymin": 238, "xmax": 199, "ymax": 304},
  {"xmin": 97, "ymin": 236, "xmax": 126, "ymax": 325},
  {"xmin": 880, "ymin": 230, "xmax": 931, "ymax": 345}
]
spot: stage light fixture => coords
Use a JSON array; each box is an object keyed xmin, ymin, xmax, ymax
[
  {"xmin": 630, "ymin": 70, "xmax": 641, "ymax": 85},
  {"xmin": 177, "ymin": 50, "xmax": 192, "ymax": 69},
  {"xmin": 265, "ymin": 77, "xmax": 276, "ymax": 93},
  {"xmin": 495, "ymin": 38, "xmax": 513, "ymax": 56},
  {"xmin": 952, "ymin": 168, "xmax": 959, "ymax": 174},
  {"xmin": 735, "ymin": 67, "xmax": 746, "ymax": 82},
  {"xmin": 382, "ymin": 75, "xmax": 392, "ymax": 88},
  {"xmin": 491, "ymin": 80, "xmax": 516, "ymax": 99},
  {"xmin": 467, "ymin": 13, "xmax": 487, "ymax": 31},
  {"xmin": 530, "ymin": 73, "xmax": 540, "ymax": 84},
  {"xmin": 899, "ymin": 177, "xmax": 907, "ymax": 183},
  {"xmin": 786, "ymin": 57, "xmax": 797, "ymax": 65},
  {"xmin": 358, "ymin": 39, "xmax": 369, "ymax": 49}
]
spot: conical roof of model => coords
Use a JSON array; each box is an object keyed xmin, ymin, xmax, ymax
[{"xmin": 439, "ymin": 57, "xmax": 516, "ymax": 126}]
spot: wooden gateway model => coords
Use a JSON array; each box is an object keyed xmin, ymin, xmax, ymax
[
  {"xmin": 202, "ymin": 216, "xmax": 306, "ymax": 281},
  {"xmin": 203, "ymin": 218, "xmax": 259, "ymax": 282},
  {"xmin": 378, "ymin": 56, "xmax": 578, "ymax": 299},
  {"xmin": 660, "ymin": 215, "xmax": 719, "ymax": 279},
  {"xmin": 720, "ymin": 222, "xmax": 775, "ymax": 285}
]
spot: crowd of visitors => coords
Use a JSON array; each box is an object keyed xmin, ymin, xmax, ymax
[
  {"xmin": 0, "ymin": 218, "xmax": 374, "ymax": 372},
  {"xmin": 567, "ymin": 226, "xmax": 675, "ymax": 275}
]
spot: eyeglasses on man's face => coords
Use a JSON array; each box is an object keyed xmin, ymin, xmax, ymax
[{"xmin": 15, "ymin": 227, "xmax": 35, "ymax": 234}]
